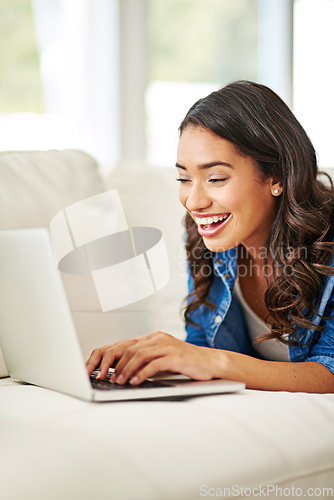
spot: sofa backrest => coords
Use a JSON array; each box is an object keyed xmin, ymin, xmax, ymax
[{"xmin": 0, "ymin": 150, "xmax": 107, "ymax": 229}]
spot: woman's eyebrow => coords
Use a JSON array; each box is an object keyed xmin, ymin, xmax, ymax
[{"xmin": 175, "ymin": 161, "xmax": 234, "ymax": 170}]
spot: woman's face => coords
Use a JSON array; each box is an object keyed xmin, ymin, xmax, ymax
[{"xmin": 176, "ymin": 126, "xmax": 280, "ymax": 253}]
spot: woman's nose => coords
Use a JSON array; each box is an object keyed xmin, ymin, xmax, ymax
[{"xmin": 185, "ymin": 182, "xmax": 212, "ymax": 212}]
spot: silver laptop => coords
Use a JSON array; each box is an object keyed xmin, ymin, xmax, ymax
[{"xmin": 0, "ymin": 229, "xmax": 245, "ymax": 401}]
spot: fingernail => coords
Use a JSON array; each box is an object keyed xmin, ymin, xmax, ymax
[
  {"xmin": 110, "ymin": 373, "xmax": 116, "ymax": 383},
  {"xmin": 116, "ymin": 374, "xmax": 125, "ymax": 384},
  {"xmin": 130, "ymin": 376, "xmax": 139, "ymax": 385},
  {"xmin": 95, "ymin": 371, "xmax": 101, "ymax": 379}
]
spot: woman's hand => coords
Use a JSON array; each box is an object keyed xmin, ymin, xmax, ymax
[{"xmin": 86, "ymin": 331, "xmax": 221, "ymax": 385}]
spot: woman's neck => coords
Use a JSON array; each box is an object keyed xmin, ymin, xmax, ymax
[
  {"xmin": 238, "ymin": 245, "xmax": 274, "ymax": 280},
  {"xmin": 237, "ymin": 250, "xmax": 273, "ymax": 324}
]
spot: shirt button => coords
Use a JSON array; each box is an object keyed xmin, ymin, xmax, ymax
[
  {"xmin": 216, "ymin": 258, "xmax": 223, "ymax": 266},
  {"xmin": 214, "ymin": 315, "xmax": 222, "ymax": 324},
  {"xmin": 223, "ymin": 273, "xmax": 230, "ymax": 280}
]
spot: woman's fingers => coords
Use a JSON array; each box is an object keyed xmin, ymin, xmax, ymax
[
  {"xmin": 85, "ymin": 337, "xmax": 140, "ymax": 377},
  {"xmin": 85, "ymin": 347, "xmax": 109, "ymax": 376},
  {"xmin": 111, "ymin": 333, "xmax": 181, "ymax": 384},
  {"xmin": 129, "ymin": 357, "xmax": 175, "ymax": 385},
  {"xmin": 96, "ymin": 348, "xmax": 118, "ymax": 379},
  {"xmin": 100, "ymin": 339, "xmax": 143, "ymax": 378},
  {"xmin": 112, "ymin": 345, "xmax": 165, "ymax": 384}
]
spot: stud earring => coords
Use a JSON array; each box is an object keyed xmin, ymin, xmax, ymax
[{"xmin": 273, "ymin": 188, "xmax": 279, "ymax": 195}]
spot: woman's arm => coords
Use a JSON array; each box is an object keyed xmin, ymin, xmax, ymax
[
  {"xmin": 86, "ymin": 331, "xmax": 334, "ymax": 393},
  {"xmin": 219, "ymin": 350, "xmax": 334, "ymax": 393}
]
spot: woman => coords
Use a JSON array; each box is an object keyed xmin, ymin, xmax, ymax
[{"xmin": 86, "ymin": 81, "xmax": 334, "ymax": 393}]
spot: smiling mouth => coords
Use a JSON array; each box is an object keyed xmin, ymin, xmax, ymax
[
  {"xmin": 195, "ymin": 214, "xmax": 230, "ymax": 228},
  {"xmin": 194, "ymin": 213, "xmax": 231, "ymax": 237}
]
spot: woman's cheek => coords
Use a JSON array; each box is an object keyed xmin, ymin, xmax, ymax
[{"xmin": 221, "ymin": 185, "xmax": 244, "ymax": 210}]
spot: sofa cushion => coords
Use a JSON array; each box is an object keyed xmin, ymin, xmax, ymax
[{"xmin": 1, "ymin": 382, "xmax": 334, "ymax": 500}]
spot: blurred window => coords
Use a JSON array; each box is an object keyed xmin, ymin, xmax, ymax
[
  {"xmin": 293, "ymin": 0, "xmax": 334, "ymax": 168},
  {"xmin": 146, "ymin": 0, "xmax": 259, "ymax": 166},
  {"xmin": 0, "ymin": 0, "xmax": 88, "ymax": 153},
  {"xmin": 2, "ymin": 0, "xmax": 331, "ymax": 170},
  {"xmin": 0, "ymin": 0, "xmax": 43, "ymax": 113}
]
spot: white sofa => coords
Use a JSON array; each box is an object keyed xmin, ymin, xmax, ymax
[{"xmin": 0, "ymin": 149, "xmax": 333, "ymax": 500}]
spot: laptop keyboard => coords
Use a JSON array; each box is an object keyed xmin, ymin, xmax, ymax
[{"xmin": 90, "ymin": 370, "xmax": 174, "ymax": 391}]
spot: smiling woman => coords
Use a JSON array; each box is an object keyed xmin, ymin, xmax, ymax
[{"xmin": 86, "ymin": 81, "xmax": 334, "ymax": 394}]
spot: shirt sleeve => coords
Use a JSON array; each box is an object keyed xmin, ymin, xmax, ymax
[
  {"xmin": 185, "ymin": 271, "xmax": 210, "ymax": 348},
  {"xmin": 305, "ymin": 288, "xmax": 334, "ymax": 376}
]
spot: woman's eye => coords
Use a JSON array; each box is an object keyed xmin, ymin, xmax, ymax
[
  {"xmin": 209, "ymin": 178, "xmax": 228, "ymax": 183},
  {"xmin": 176, "ymin": 178, "xmax": 191, "ymax": 183}
]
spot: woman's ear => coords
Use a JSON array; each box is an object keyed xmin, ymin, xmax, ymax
[{"xmin": 270, "ymin": 178, "xmax": 283, "ymax": 196}]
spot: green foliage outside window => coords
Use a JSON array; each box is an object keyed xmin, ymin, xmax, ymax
[
  {"xmin": 0, "ymin": 0, "xmax": 43, "ymax": 113},
  {"xmin": 148, "ymin": 0, "xmax": 259, "ymax": 85}
]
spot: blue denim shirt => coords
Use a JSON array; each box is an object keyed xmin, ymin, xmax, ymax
[{"xmin": 185, "ymin": 246, "xmax": 334, "ymax": 375}]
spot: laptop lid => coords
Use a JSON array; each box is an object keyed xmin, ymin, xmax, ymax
[
  {"xmin": 0, "ymin": 228, "xmax": 93, "ymax": 400},
  {"xmin": 0, "ymin": 229, "xmax": 244, "ymax": 401}
]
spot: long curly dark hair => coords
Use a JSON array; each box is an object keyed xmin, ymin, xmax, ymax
[{"xmin": 181, "ymin": 81, "xmax": 334, "ymax": 346}]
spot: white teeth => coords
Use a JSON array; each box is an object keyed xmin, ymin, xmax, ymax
[{"xmin": 195, "ymin": 214, "xmax": 230, "ymax": 226}]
